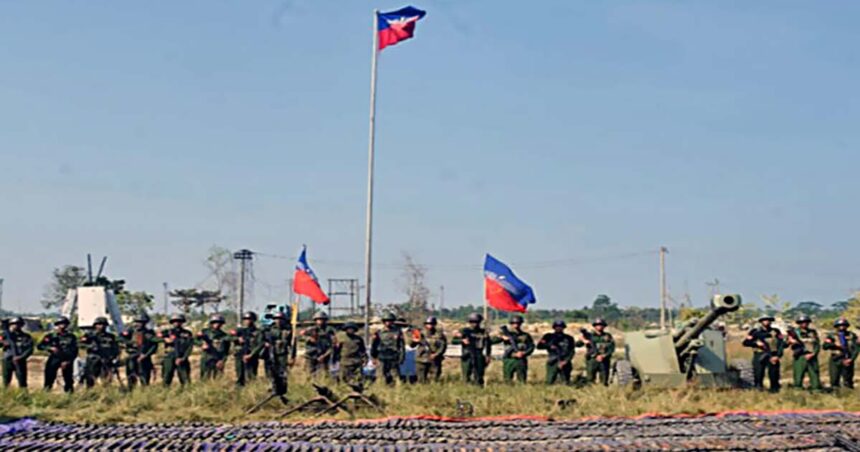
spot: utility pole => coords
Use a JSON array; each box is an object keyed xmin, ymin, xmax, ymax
[
  {"xmin": 659, "ymin": 246, "xmax": 668, "ymax": 331},
  {"xmin": 162, "ymin": 282, "xmax": 168, "ymax": 316},
  {"xmin": 439, "ymin": 285, "xmax": 445, "ymax": 315},
  {"xmin": 233, "ymin": 249, "xmax": 254, "ymax": 322},
  {"xmin": 0, "ymin": 278, "xmax": 4, "ymax": 314}
]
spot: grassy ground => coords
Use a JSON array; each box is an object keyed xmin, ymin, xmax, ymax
[{"xmin": 1, "ymin": 352, "xmax": 858, "ymax": 424}]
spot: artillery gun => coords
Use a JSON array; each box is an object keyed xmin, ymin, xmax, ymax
[{"xmin": 614, "ymin": 294, "xmax": 752, "ymax": 388}]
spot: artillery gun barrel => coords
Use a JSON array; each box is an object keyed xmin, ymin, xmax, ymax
[{"xmin": 674, "ymin": 294, "xmax": 741, "ymax": 354}]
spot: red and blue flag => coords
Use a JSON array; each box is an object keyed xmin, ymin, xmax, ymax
[
  {"xmin": 293, "ymin": 246, "xmax": 330, "ymax": 305},
  {"xmin": 483, "ymin": 254, "xmax": 537, "ymax": 313},
  {"xmin": 377, "ymin": 6, "xmax": 426, "ymax": 50}
]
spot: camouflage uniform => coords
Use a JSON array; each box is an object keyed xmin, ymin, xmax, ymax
[
  {"xmin": 822, "ymin": 319, "xmax": 858, "ymax": 389},
  {"xmin": 787, "ymin": 318, "xmax": 821, "ymax": 390},
  {"xmin": 231, "ymin": 315, "xmax": 266, "ymax": 387},
  {"xmin": 197, "ymin": 317, "xmax": 230, "ymax": 380},
  {"xmin": 371, "ymin": 315, "xmax": 405, "ymax": 385},
  {"xmin": 38, "ymin": 318, "xmax": 78, "ymax": 393},
  {"xmin": 583, "ymin": 320, "xmax": 615, "ymax": 386},
  {"xmin": 500, "ymin": 317, "xmax": 534, "ymax": 383},
  {"xmin": 160, "ymin": 316, "xmax": 194, "ymax": 386},
  {"xmin": 454, "ymin": 314, "xmax": 492, "ymax": 386},
  {"xmin": 120, "ymin": 317, "xmax": 158, "ymax": 387},
  {"xmin": 302, "ymin": 313, "xmax": 337, "ymax": 378},
  {"xmin": 537, "ymin": 320, "xmax": 576, "ymax": 385},
  {"xmin": 742, "ymin": 316, "xmax": 785, "ymax": 392},
  {"xmin": 80, "ymin": 319, "xmax": 120, "ymax": 388},
  {"xmin": 410, "ymin": 317, "xmax": 447, "ymax": 383},
  {"xmin": 336, "ymin": 324, "xmax": 367, "ymax": 386},
  {"xmin": 263, "ymin": 315, "xmax": 292, "ymax": 386},
  {"xmin": 1, "ymin": 319, "xmax": 34, "ymax": 388}
]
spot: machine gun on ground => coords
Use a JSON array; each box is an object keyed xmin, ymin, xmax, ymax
[{"xmin": 615, "ymin": 294, "xmax": 749, "ymax": 388}]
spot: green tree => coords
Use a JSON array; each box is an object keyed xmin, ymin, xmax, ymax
[
  {"xmin": 116, "ymin": 291, "xmax": 155, "ymax": 316},
  {"xmin": 41, "ymin": 265, "xmax": 87, "ymax": 309},
  {"xmin": 590, "ymin": 294, "xmax": 622, "ymax": 324}
]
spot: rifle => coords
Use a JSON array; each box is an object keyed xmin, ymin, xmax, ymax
[
  {"xmin": 290, "ymin": 302, "xmax": 298, "ymax": 363},
  {"xmin": 579, "ymin": 327, "xmax": 596, "ymax": 357},
  {"xmin": 197, "ymin": 330, "xmax": 225, "ymax": 370},
  {"xmin": 786, "ymin": 328, "xmax": 808, "ymax": 358},
  {"xmin": 83, "ymin": 328, "xmax": 125, "ymax": 390},
  {"xmin": 499, "ymin": 325, "xmax": 522, "ymax": 360},
  {"xmin": 1, "ymin": 319, "xmax": 21, "ymax": 373}
]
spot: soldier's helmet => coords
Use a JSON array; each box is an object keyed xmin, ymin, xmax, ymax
[
  {"xmin": 272, "ymin": 311, "xmax": 287, "ymax": 320},
  {"xmin": 312, "ymin": 311, "xmax": 328, "ymax": 321},
  {"xmin": 834, "ymin": 318, "xmax": 850, "ymax": 328},
  {"xmin": 343, "ymin": 322, "xmax": 358, "ymax": 332},
  {"xmin": 795, "ymin": 315, "xmax": 812, "ymax": 324},
  {"xmin": 509, "ymin": 315, "xmax": 524, "ymax": 324},
  {"xmin": 242, "ymin": 312, "xmax": 258, "ymax": 321},
  {"xmin": 209, "ymin": 314, "xmax": 226, "ymax": 324},
  {"xmin": 552, "ymin": 319, "xmax": 566, "ymax": 329},
  {"xmin": 10, "ymin": 317, "xmax": 24, "ymax": 325},
  {"xmin": 170, "ymin": 314, "xmax": 187, "ymax": 323},
  {"xmin": 382, "ymin": 312, "xmax": 397, "ymax": 322},
  {"xmin": 757, "ymin": 315, "xmax": 775, "ymax": 322},
  {"xmin": 93, "ymin": 317, "xmax": 109, "ymax": 326},
  {"xmin": 54, "ymin": 316, "xmax": 70, "ymax": 326},
  {"xmin": 467, "ymin": 313, "xmax": 483, "ymax": 323},
  {"xmin": 424, "ymin": 316, "xmax": 438, "ymax": 325},
  {"xmin": 591, "ymin": 318, "xmax": 607, "ymax": 326},
  {"xmin": 134, "ymin": 314, "xmax": 150, "ymax": 323}
]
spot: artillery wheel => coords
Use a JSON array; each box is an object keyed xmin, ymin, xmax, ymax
[
  {"xmin": 730, "ymin": 359, "xmax": 755, "ymax": 388},
  {"xmin": 614, "ymin": 360, "xmax": 638, "ymax": 388}
]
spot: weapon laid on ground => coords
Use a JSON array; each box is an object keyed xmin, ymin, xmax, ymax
[
  {"xmin": 1, "ymin": 319, "xmax": 21, "ymax": 373},
  {"xmin": 281, "ymin": 384, "xmax": 349, "ymax": 417}
]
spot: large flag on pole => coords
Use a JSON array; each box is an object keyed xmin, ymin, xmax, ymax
[
  {"xmin": 293, "ymin": 246, "xmax": 330, "ymax": 305},
  {"xmin": 377, "ymin": 6, "xmax": 427, "ymax": 50},
  {"xmin": 483, "ymin": 254, "xmax": 537, "ymax": 313}
]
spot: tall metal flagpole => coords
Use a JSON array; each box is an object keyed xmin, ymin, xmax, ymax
[{"xmin": 363, "ymin": 10, "xmax": 380, "ymax": 344}]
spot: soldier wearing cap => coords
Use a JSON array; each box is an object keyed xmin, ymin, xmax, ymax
[
  {"xmin": 787, "ymin": 315, "xmax": 821, "ymax": 390},
  {"xmin": 120, "ymin": 313, "xmax": 158, "ymax": 387},
  {"xmin": 537, "ymin": 319, "xmax": 576, "ymax": 385},
  {"xmin": 452, "ymin": 313, "xmax": 492, "ymax": 385},
  {"xmin": 263, "ymin": 311, "xmax": 292, "ymax": 385},
  {"xmin": 823, "ymin": 318, "xmax": 858, "ymax": 389},
  {"xmin": 38, "ymin": 316, "xmax": 78, "ymax": 393},
  {"xmin": 335, "ymin": 322, "xmax": 367, "ymax": 386},
  {"xmin": 580, "ymin": 318, "xmax": 615, "ymax": 386},
  {"xmin": 1, "ymin": 317, "xmax": 34, "ymax": 389},
  {"xmin": 410, "ymin": 316, "xmax": 447, "ymax": 383},
  {"xmin": 371, "ymin": 312, "xmax": 405, "ymax": 385},
  {"xmin": 80, "ymin": 317, "xmax": 120, "ymax": 388},
  {"xmin": 231, "ymin": 312, "xmax": 265, "ymax": 386},
  {"xmin": 197, "ymin": 314, "xmax": 230, "ymax": 380},
  {"xmin": 160, "ymin": 314, "xmax": 194, "ymax": 386},
  {"xmin": 301, "ymin": 311, "xmax": 337, "ymax": 378},
  {"xmin": 742, "ymin": 315, "xmax": 785, "ymax": 392},
  {"xmin": 498, "ymin": 315, "xmax": 534, "ymax": 384}
]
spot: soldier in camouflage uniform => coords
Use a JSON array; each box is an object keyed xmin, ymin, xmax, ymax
[
  {"xmin": 231, "ymin": 312, "xmax": 266, "ymax": 387},
  {"xmin": 302, "ymin": 311, "xmax": 336, "ymax": 379},
  {"xmin": 537, "ymin": 319, "xmax": 576, "ymax": 385},
  {"xmin": 581, "ymin": 318, "xmax": 615, "ymax": 386},
  {"xmin": 160, "ymin": 314, "xmax": 194, "ymax": 387},
  {"xmin": 38, "ymin": 317, "xmax": 78, "ymax": 393},
  {"xmin": 336, "ymin": 322, "xmax": 367, "ymax": 386},
  {"xmin": 453, "ymin": 313, "xmax": 492, "ymax": 386},
  {"xmin": 80, "ymin": 317, "xmax": 120, "ymax": 388},
  {"xmin": 742, "ymin": 315, "xmax": 786, "ymax": 393},
  {"xmin": 787, "ymin": 315, "xmax": 821, "ymax": 390},
  {"xmin": 410, "ymin": 316, "xmax": 447, "ymax": 383},
  {"xmin": 823, "ymin": 318, "xmax": 858, "ymax": 389},
  {"xmin": 263, "ymin": 312, "xmax": 292, "ymax": 386},
  {"xmin": 371, "ymin": 312, "xmax": 405, "ymax": 385},
  {"xmin": 197, "ymin": 314, "xmax": 230, "ymax": 380},
  {"xmin": 120, "ymin": 314, "xmax": 158, "ymax": 387},
  {"xmin": 1, "ymin": 317, "xmax": 34, "ymax": 389},
  {"xmin": 499, "ymin": 315, "xmax": 534, "ymax": 384}
]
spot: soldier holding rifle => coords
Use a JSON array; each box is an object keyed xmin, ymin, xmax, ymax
[
  {"xmin": 410, "ymin": 316, "xmax": 447, "ymax": 383},
  {"xmin": 786, "ymin": 315, "xmax": 821, "ymax": 391},
  {"xmin": 231, "ymin": 312, "xmax": 265, "ymax": 386},
  {"xmin": 1, "ymin": 317, "xmax": 34, "ymax": 389},
  {"xmin": 581, "ymin": 318, "xmax": 615, "ymax": 386},
  {"xmin": 452, "ymin": 313, "xmax": 492, "ymax": 386},
  {"xmin": 39, "ymin": 316, "xmax": 78, "ymax": 393},
  {"xmin": 743, "ymin": 315, "xmax": 785, "ymax": 393},
  {"xmin": 160, "ymin": 314, "xmax": 194, "ymax": 387},
  {"xmin": 80, "ymin": 317, "xmax": 121, "ymax": 388},
  {"xmin": 121, "ymin": 314, "xmax": 158, "ymax": 387},
  {"xmin": 301, "ymin": 311, "xmax": 336, "ymax": 378},
  {"xmin": 197, "ymin": 314, "xmax": 230, "ymax": 380},
  {"xmin": 499, "ymin": 315, "xmax": 534, "ymax": 383},
  {"xmin": 823, "ymin": 318, "xmax": 858, "ymax": 389},
  {"xmin": 537, "ymin": 319, "xmax": 576, "ymax": 385}
]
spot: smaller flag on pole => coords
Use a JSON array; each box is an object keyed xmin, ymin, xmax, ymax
[
  {"xmin": 293, "ymin": 246, "xmax": 330, "ymax": 305},
  {"xmin": 483, "ymin": 254, "xmax": 536, "ymax": 313},
  {"xmin": 377, "ymin": 6, "xmax": 427, "ymax": 50}
]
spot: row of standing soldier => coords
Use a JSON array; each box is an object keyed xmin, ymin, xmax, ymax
[{"xmin": 4, "ymin": 313, "xmax": 856, "ymax": 391}]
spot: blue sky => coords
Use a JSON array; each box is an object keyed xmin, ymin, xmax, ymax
[{"xmin": 1, "ymin": 1, "xmax": 858, "ymax": 314}]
